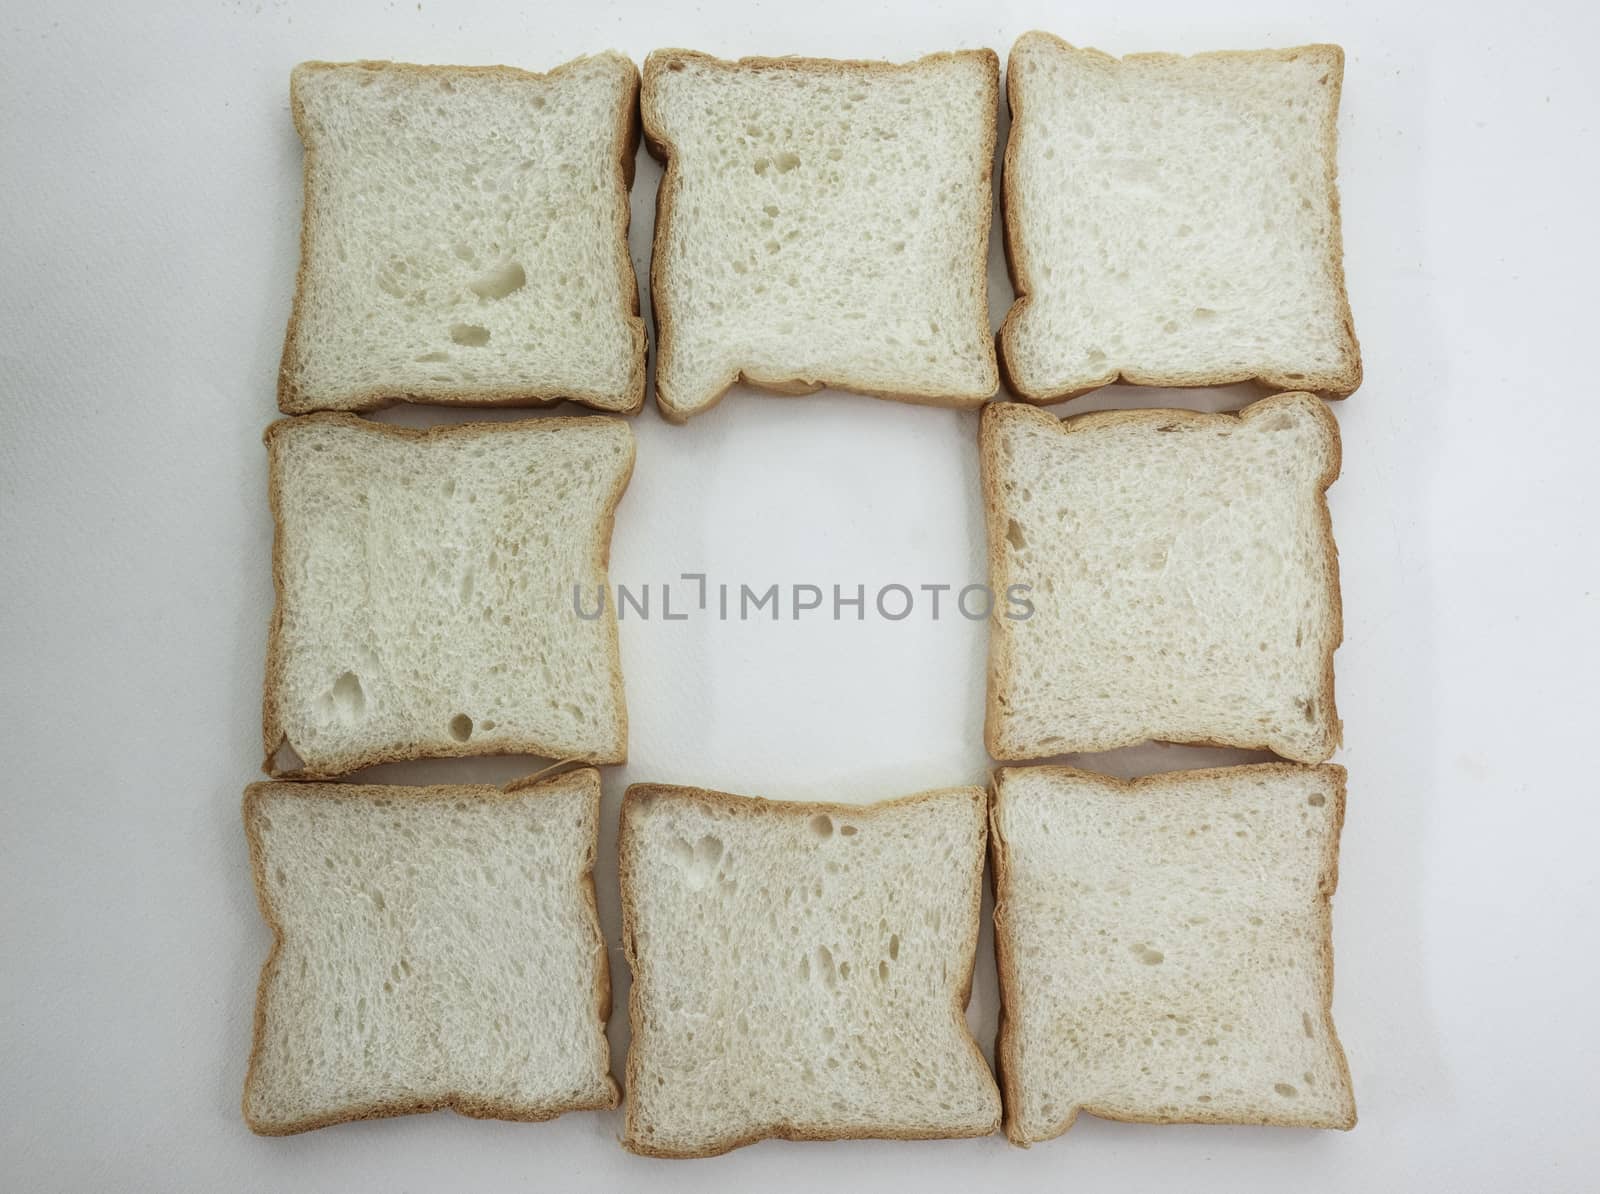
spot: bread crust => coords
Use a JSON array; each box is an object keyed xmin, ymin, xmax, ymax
[
  {"xmin": 241, "ymin": 768, "xmax": 618, "ymax": 1135},
  {"xmin": 260, "ymin": 412, "xmax": 633, "ymax": 778},
  {"xmin": 617, "ymin": 783, "xmax": 1001, "ymax": 1156},
  {"xmin": 640, "ymin": 48, "xmax": 1001, "ymax": 423},
  {"xmin": 278, "ymin": 54, "xmax": 647, "ymax": 416},
  {"xmin": 980, "ymin": 391, "xmax": 1344, "ymax": 764},
  {"xmin": 988, "ymin": 763, "xmax": 1356, "ymax": 1144},
  {"xmin": 997, "ymin": 33, "xmax": 1361, "ymax": 403}
]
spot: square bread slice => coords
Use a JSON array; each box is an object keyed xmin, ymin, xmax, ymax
[
  {"xmin": 242, "ymin": 768, "xmax": 616, "ymax": 1135},
  {"xmin": 281, "ymin": 55, "xmax": 645, "ymax": 414},
  {"xmin": 641, "ymin": 49, "xmax": 1000, "ymax": 422},
  {"xmin": 982, "ymin": 392, "xmax": 1342, "ymax": 763},
  {"xmin": 263, "ymin": 413, "xmax": 632, "ymax": 777},
  {"xmin": 990, "ymin": 764, "xmax": 1356, "ymax": 1144},
  {"xmin": 999, "ymin": 33, "xmax": 1360, "ymax": 402},
  {"xmin": 619, "ymin": 783, "xmax": 1001, "ymax": 1156}
]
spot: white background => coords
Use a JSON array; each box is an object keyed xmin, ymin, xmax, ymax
[{"xmin": 2, "ymin": 0, "xmax": 1597, "ymax": 1189}]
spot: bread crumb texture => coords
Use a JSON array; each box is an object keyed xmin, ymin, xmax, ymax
[
  {"xmin": 264, "ymin": 415, "xmax": 632, "ymax": 776},
  {"xmin": 1001, "ymin": 35, "xmax": 1359, "ymax": 399},
  {"xmin": 284, "ymin": 56, "xmax": 643, "ymax": 412},
  {"xmin": 243, "ymin": 771, "xmax": 616, "ymax": 1134},
  {"xmin": 983, "ymin": 393, "xmax": 1341, "ymax": 763},
  {"xmin": 644, "ymin": 50, "xmax": 999, "ymax": 418},
  {"xmin": 621, "ymin": 785, "xmax": 1001, "ymax": 1155},
  {"xmin": 992, "ymin": 765, "xmax": 1355, "ymax": 1144}
]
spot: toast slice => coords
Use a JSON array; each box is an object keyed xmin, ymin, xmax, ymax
[
  {"xmin": 990, "ymin": 764, "xmax": 1356, "ymax": 1144},
  {"xmin": 982, "ymin": 392, "xmax": 1342, "ymax": 764},
  {"xmin": 242, "ymin": 769, "xmax": 616, "ymax": 1135},
  {"xmin": 262, "ymin": 413, "xmax": 632, "ymax": 777},
  {"xmin": 999, "ymin": 33, "xmax": 1360, "ymax": 402},
  {"xmin": 280, "ymin": 55, "xmax": 645, "ymax": 414},
  {"xmin": 619, "ymin": 783, "xmax": 1001, "ymax": 1156},
  {"xmin": 641, "ymin": 49, "xmax": 1000, "ymax": 421}
]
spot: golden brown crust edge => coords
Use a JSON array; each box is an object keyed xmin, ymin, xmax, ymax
[
  {"xmin": 640, "ymin": 48, "xmax": 1001, "ymax": 424},
  {"xmin": 617, "ymin": 783, "xmax": 1001, "ymax": 1157},
  {"xmin": 240, "ymin": 769, "xmax": 619, "ymax": 1136},
  {"xmin": 980, "ymin": 392, "xmax": 1343, "ymax": 765},
  {"xmin": 277, "ymin": 54, "xmax": 647, "ymax": 417},
  {"xmin": 989, "ymin": 763, "xmax": 1355, "ymax": 1145},
  {"xmin": 996, "ymin": 33, "xmax": 1361, "ymax": 404},
  {"xmin": 260, "ymin": 412, "xmax": 634, "ymax": 778}
]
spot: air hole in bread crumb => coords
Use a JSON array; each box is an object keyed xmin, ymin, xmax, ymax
[
  {"xmin": 815, "ymin": 945, "xmax": 837, "ymax": 988},
  {"xmin": 469, "ymin": 262, "xmax": 526, "ymax": 300},
  {"xmin": 415, "ymin": 351, "xmax": 449, "ymax": 363},
  {"xmin": 1274, "ymin": 1083, "xmax": 1298, "ymax": 1098},
  {"xmin": 449, "ymin": 713, "xmax": 473, "ymax": 741},
  {"xmin": 773, "ymin": 151, "xmax": 800, "ymax": 173},
  {"xmin": 1307, "ymin": 793, "xmax": 1326, "ymax": 807},
  {"xmin": 809, "ymin": 814, "xmax": 834, "ymax": 839},
  {"xmin": 449, "ymin": 323, "xmax": 490, "ymax": 347},
  {"xmin": 331, "ymin": 671, "xmax": 365, "ymax": 720},
  {"xmin": 1006, "ymin": 519, "xmax": 1027, "ymax": 550}
]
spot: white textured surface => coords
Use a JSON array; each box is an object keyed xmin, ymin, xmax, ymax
[
  {"xmin": 646, "ymin": 50, "xmax": 997, "ymax": 417},
  {"xmin": 1001, "ymin": 36, "xmax": 1357, "ymax": 397},
  {"xmin": 266, "ymin": 416, "xmax": 631, "ymax": 772},
  {"xmin": 244, "ymin": 773, "xmax": 613, "ymax": 1132},
  {"xmin": 993, "ymin": 766, "xmax": 1353, "ymax": 1142},
  {"xmin": 984, "ymin": 394, "xmax": 1340, "ymax": 763},
  {"xmin": 2, "ymin": 1, "xmax": 1599, "ymax": 1191},
  {"xmin": 284, "ymin": 55, "xmax": 642, "ymax": 412},
  {"xmin": 622, "ymin": 786, "xmax": 998, "ymax": 1154}
]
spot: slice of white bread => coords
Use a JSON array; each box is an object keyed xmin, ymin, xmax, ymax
[
  {"xmin": 999, "ymin": 33, "xmax": 1360, "ymax": 402},
  {"xmin": 982, "ymin": 392, "xmax": 1342, "ymax": 763},
  {"xmin": 990, "ymin": 764, "xmax": 1355, "ymax": 1144},
  {"xmin": 242, "ymin": 768, "xmax": 616, "ymax": 1135},
  {"xmin": 619, "ymin": 783, "xmax": 1001, "ymax": 1156},
  {"xmin": 263, "ymin": 413, "xmax": 632, "ymax": 777},
  {"xmin": 641, "ymin": 49, "xmax": 1000, "ymax": 422},
  {"xmin": 280, "ymin": 55, "xmax": 645, "ymax": 414}
]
